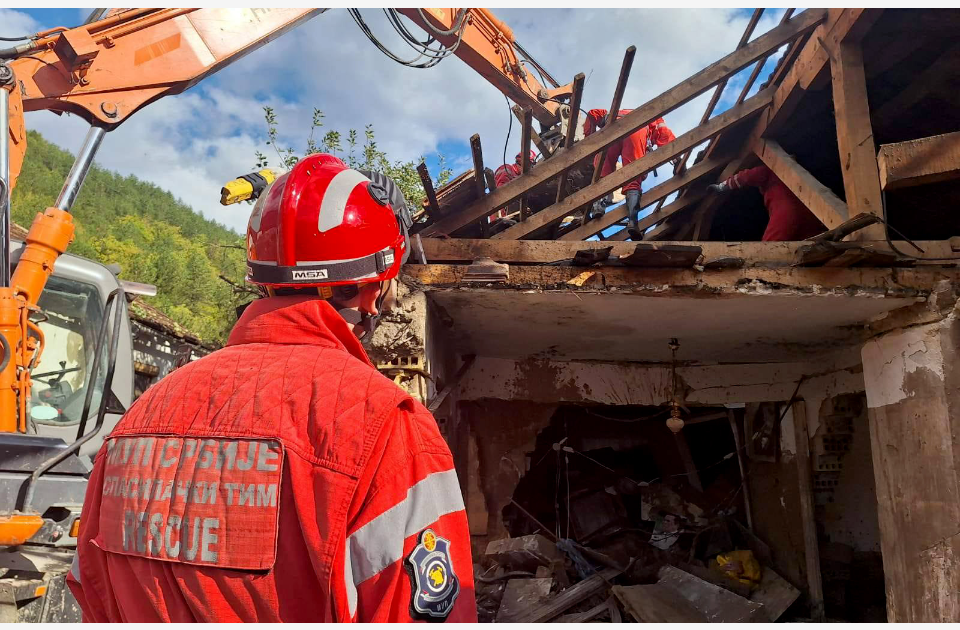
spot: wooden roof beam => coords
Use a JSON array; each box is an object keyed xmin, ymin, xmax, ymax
[
  {"xmin": 878, "ymin": 131, "xmax": 960, "ymax": 191},
  {"xmin": 755, "ymin": 139, "xmax": 848, "ymax": 229},
  {"xmin": 420, "ymin": 8, "xmax": 827, "ymax": 237}
]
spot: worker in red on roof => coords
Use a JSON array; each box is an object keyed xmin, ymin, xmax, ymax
[
  {"xmin": 583, "ymin": 109, "xmax": 677, "ymax": 234},
  {"xmin": 67, "ymin": 154, "xmax": 477, "ymax": 623},
  {"xmin": 490, "ymin": 150, "xmax": 538, "ymax": 222},
  {"xmin": 707, "ymin": 164, "xmax": 826, "ymax": 241}
]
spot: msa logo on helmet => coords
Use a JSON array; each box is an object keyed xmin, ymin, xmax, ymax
[{"xmin": 292, "ymin": 269, "xmax": 329, "ymax": 281}]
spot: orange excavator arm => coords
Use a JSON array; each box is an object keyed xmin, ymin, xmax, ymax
[{"xmin": 396, "ymin": 9, "xmax": 572, "ymax": 126}]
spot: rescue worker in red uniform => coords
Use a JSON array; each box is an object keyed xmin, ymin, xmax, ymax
[
  {"xmin": 67, "ymin": 154, "xmax": 477, "ymax": 623},
  {"xmin": 490, "ymin": 150, "xmax": 537, "ymax": 222},
  {"xmin": 707, "ymin": 165, "xmax": 826, "ymax": 241},
  {"xmin": 583, "ymin": 108, "xmax": 677, "ymax": 232}
]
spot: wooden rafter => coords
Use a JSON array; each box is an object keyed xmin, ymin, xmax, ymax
[
  {"xmin": 609, "ymin": 192, "xmax": 706, "ymax": 241},
  {"xmin": 493, "ymin": 91, "xmax": 774, "ymax": 240},
  {"xmin": 754, "ymin": 139, "xmax": 848, "ymax": 229},
  {"xmin": 420, "ymin": 8, "xmax": 827, "ymax": 238},
  {"xmin": 556, "ymin": 72, "xmax": 586, "ymax": 203}
]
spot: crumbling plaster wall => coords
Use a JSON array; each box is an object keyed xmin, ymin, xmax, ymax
[{"xmin": 860, "ymin": 298, "xmax": 960, "ymax": 622}]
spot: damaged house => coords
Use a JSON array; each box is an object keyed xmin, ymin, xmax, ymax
[{"xmin": 369, "ymin": 8, "xmax": 960, "ymax": 624}]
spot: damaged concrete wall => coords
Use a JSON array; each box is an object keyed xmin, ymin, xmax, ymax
[{"xmin": 861, "ymin": 299, "xmax": 960, "ymax": 622}]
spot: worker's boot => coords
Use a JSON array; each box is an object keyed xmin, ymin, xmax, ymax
[{"xmin": 625, "ymin": 189, "xmax": 642, "ymax": 237}]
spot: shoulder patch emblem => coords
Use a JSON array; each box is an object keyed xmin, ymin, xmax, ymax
[{"xmin": 406, "ymin": 528, "xmax": 460, "ymax": 620}]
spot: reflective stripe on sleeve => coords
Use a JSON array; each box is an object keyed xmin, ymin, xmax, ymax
[
  {"xmin": 70, "ymin": 552, "xmax": 81, "ymax": 584},
  {"xmin": 344, "ymin": 468, "xmax": 465, "ymax": 617}
]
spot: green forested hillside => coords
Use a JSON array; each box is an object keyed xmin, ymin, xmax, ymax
[{"xmin": 11, "ymin": 131, "xmax": 247, "ymax": 343}]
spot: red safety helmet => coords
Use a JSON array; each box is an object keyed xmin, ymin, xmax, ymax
[
  {"xmin": 245, "ymin": 153, "xmax": 410, "ymax": 290},
  {"xmin": 514, "ymin": 150, "xmax": 537, "ymax": 166}
]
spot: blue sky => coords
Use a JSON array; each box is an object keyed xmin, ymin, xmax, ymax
[{"xmin": 4, "ymin": 8, "xmax": 790, "ymax": 234}]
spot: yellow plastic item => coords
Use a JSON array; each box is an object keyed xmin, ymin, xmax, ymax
[
  {"xmin": 715, "ymin": 550, "xmax": 761, "ymax": 587},
  {"xmin": 220, "ymin": 169, "xmax": 279, "ymax": 206}
]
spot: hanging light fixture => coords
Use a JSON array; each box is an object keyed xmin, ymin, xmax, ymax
[{"xmin": 666, "ymin": 338, "xmax": 685, "ymax": 433}]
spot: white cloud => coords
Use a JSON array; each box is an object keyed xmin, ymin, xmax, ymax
[{"xmin": 10, "ymin": 8, "xmax": 790, "ymax": 233}]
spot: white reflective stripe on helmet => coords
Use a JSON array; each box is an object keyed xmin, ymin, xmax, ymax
[{"xmin": 318, "ymin": 169, "xmax": 371, "ymax": 233}]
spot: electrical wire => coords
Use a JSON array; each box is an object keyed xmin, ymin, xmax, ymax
[
  {"xmin": 502, "ymin": 95, "xmax": 513, "ymax": 168},
  {"xmin": 881, "ymin": 189, "xmax": 960, "ymax": 261}
]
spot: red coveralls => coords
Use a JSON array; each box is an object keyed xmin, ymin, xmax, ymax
[
  {"xmin": 583, "ymin": 108, "xmax": 676, "ymax": 193},
  {"xmin": 490, "ymin": 163, "xmax": 521, "ymax": 221},
  {"xmin": 67, "ymin": 296, "xmax": 477, "ymax": 623},
  {"xmin": 721, "ymin": 165, "xmax": 826, "ymax": 241}
]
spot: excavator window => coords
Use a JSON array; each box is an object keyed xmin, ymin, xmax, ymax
[{"xmin": 29, "ymin": 276, "xmax": 106, "ymax": 427}]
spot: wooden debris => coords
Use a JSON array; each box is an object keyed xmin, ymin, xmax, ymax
[
  {"xmin": 657, "ymin": 565, "xmax": 766, "ymax": 622},
  {"xmin": 496, "ymin": 578, "xmax": 554, "ymax": 622},
  {"xmin": 810, "ymin": 212, "xmax": 882, "ymax": 242},
  {"xmin": 556, "ymin": 596, "xmax": 621, "ymax": 623},
  {"xmin": 794, "ymin": 241, "xmax": 899, "ymax": 267},
  {"xmin": 613, "ymin": 584, "xmax": 709, "ymax": 623},
  {"xmin": 703, "ymin": 256, "xmax": 746, "ymax": 270},
  {"xmin": 619, "ymin": 243, "xmax": 703, "ymax": 268},
  {"xmin": 750, "ymin": 566, "xmax": 801, "ymax": 621},
  {"xmin": 484, "ymin": 534, "xmax": 562, "ymax": 573},
  {"xmin": 572, "ymin": 246, "xmax": 613, "ymax": 266},
  {"xmin": 512, "ymin": 567, "xmax": 621, "ymax": 623}
]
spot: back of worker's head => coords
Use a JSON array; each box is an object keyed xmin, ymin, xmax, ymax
[
  {"xmin": 514, "ymin": 150, "xmax": 537, "ymax": 167},
  {"xmin": 244, "ymin": 153, "xmax": 412, "ymax": 339}
]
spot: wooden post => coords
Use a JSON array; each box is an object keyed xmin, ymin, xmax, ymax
[
  {"xmin": 469, "ymin": 134, "xmax": 486, "ymax": 200},
  {"xmin": 592, "ymin": 45, "xmax": 636, "ymax": 185},
  {"xmin": 556, "ymin": 72, "xmax": 586, "ymax": 203},
  {"xmin": 417, "ymin": 162, "xmax": 441, "ymax": 219},
  {"xmin": 727, "ymin": 410, "xmax": 753, "ymax": 530},
  {"xmin": 791, "ymin": 400, "xmax": 825, "ymax": 622},
  {"xmin": 830, "ymin": 40, "xmax": 885, "ymax": 240},
  {"xmin": 512, "ymin": 105, "xmax": 551, "ymax": 157},
  {"xmin": 519, "ymin": 107, "xmax": 533, "ymax": 222}
]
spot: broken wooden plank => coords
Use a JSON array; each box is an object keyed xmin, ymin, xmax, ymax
[
  {"xmin": 556, "ymin": 72, "xmax": 586, "ymax": 203},
  {"xmin": 592, "ymin": 45, "xmax": 637, "ymax": 185},
  {"xmin": 619, "ymin": 244, "xmax": 703, "ymax": 268},
  {"xmin": 613, "ymin": 584, "xmax": 708, "ymax": 623},
  {"xmin": 557, "ymin": 596, "xmax": 618, "ymax": 623},
  {"xmin": 877, "ymin": 131, "xmax": 960, "ymax": 191},
  {"xmin": 421, "ymin": 10, "xmax": 827, "ymax": 237},
  {"xmin": 755, "ymin": 138, "xmax": 848, "ymax": 229},
  {"xmin": 657, "ymin": 565, "xmax": 766, "ymax": 622},
  {"xmin": 495, "ymin": 90, "xmax": 774, "ymax": 240},
  {"xmin": 513, "ymin": 567, "xmax": 621, "ymax": 623},
  {"xmin": 794, "ymin": 241, "xmax": 899, "ymax": 267},
  {"xmin": 751, "ymin": 566, "xmax": 801, "ymax": 621},
  {"xmin": 417, "ymin": 162, "xmax": 441, "ymax": 218},
  {"xmin": 810, "ymin": 212, "xmax": 880, "ymax": 242},
  {"xmin": 469, "ymin": 134, "xmax": 486, "ymax": 200},
  {"xmin": 830, "ymin": 39, "xmax": 885, "ymax": 240},
  {"xmin": 561, "ymin": 155, "xmax": 725, "ymax": 241},
  {"xmin": 496, "ymin": 578, "xmax": 554, "ymax": 622},
  {"xmin": 791, "ymin": 400, "xmax": 825, "ymax": 621}
]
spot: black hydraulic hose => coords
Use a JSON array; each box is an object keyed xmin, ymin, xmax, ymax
[
  {"xmin": 0, "ymin": 332, "xmax": 9, "ymax": 375},
  {"xmin": 19, "ymin": 289, "xmax": 125, "ymax": 513}
]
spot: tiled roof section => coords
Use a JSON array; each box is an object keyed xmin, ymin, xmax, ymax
[
  {"xmin": 128, "ymin": 297, "xmax": 212, "ymax": 347},
  {"xmin": 11, "ymin": 223, "xmax": 29, "ymax": 241}
]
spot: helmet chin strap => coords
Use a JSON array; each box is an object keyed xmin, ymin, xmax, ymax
[{"xmin": 330, "ymin": 280, "xmax": 390, "ymax": 340}]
